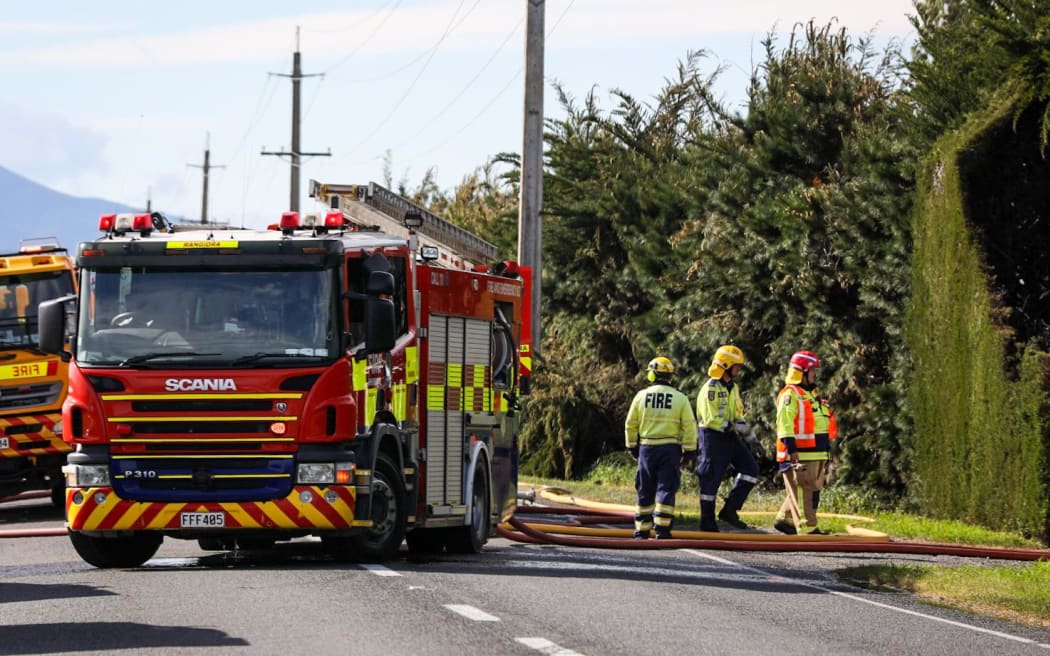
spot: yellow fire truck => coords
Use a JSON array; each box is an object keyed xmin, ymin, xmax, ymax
[{"xmin": 0, "ymin": 239, "xmax": 77, "ymax": 505}]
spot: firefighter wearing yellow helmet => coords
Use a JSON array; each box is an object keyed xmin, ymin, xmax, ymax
[
  {"xmin": 695, "ymin": 345, "xmax": 764, "ymax": 532},
  {"xmin": 624, "ymin": 356, "xmax": 697, "ymax": 539}
]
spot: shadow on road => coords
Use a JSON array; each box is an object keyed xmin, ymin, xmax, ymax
[
  {"xmin": 0, "ymin": 622, "xmax": 248, "ymax": 654},
  {"xmin": 0, "ymin": 582, "xmax": 115, "ymax": 604}
]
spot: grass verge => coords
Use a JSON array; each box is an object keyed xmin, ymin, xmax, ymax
[{"xmin": 839, "ymin": 562, "xmax": 1050, "ymax": 629}]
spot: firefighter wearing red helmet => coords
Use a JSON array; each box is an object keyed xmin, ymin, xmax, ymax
[
  {"xmin": 773, "ymin": 350, "xmax": 838, "ymax": 535},
  {"xmin": 694, "ymin": 345, "xmax": 763, "ymax": 532},
  {"xmin": 625, "ymin": 356, "xmax": 697, "ymax": 539}
]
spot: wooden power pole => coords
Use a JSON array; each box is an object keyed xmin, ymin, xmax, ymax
[
  {"xmin": 519, "ymin": 0, "xmax": 545, "ymax": 356},
  {"xmin": 262, "ymin": 28, "xmax": 330, "ymax": 212},
  {"xmin": 187, "ymin": 132, "xmax": 225, "ymax": 224}
]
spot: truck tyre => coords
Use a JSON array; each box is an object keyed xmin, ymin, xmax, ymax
[
  {"xmin": 69, "ymin": 531, "xmax": 163, "ymax": 568},
  {"xmin": 445, "ymin": 462, "xmax": 489, "ymax": 554},
  {"xmin": 50, "ymin": 483, "xmax": 65, "ymax": 509},
  {"xmin": 349, "ymin": 452, "xmax": 407, "ymax": 562}
]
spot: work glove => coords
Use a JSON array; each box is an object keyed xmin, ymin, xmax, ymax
[
  {"xmin": 628, "ymin": 447, "xmax": 639, "ymax": 461},
  {"xmin": 681, "ymin": 450, "xmax": 697, "ymax": 470}
]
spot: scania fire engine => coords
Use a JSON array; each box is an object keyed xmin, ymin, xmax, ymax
[
  {"xmin": 0, "ymin": 239, "xmax": 77, "ymax": 505},
  {"xmin": 39, "ymin": 182, "xmax": 531, "ymax": 568}
]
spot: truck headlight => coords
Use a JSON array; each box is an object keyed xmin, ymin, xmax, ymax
[
  {"xmin": 62, "ymin": 463, "xmax": 110, "ymax": 488},
  {"xmin": 297, "ymin": 463, "xmax": 335, "ymax": 484}
]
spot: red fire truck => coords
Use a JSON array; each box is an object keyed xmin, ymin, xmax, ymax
[
  {"xmin": 39, "ymin": 183, "xmax": 531, "ymax": 568},
  {"xmin": 0, "ymin": 239, "xmax": 77, "ymax": 505}
]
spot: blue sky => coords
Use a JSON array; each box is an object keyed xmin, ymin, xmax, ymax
[{"xmin": 0, "ymin": 1, "xmax": 916, "ymax": 231}]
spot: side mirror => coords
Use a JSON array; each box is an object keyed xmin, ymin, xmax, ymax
[
  {"xmin": 363, "ymin": 271, "xmax": 396, "ymax": 354},
  {"xmin": 366, "ymin": 270, "xmax": 395, "ymax": 296},
  {"xmin": 39, "ymin": 294, "xmax": 77, "ymax": 359}
]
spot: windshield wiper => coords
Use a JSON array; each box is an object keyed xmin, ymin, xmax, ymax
[
  {"xmin": 120, "ymin": 352, "xmax": 222, "ymax": 366},
  {"xmin": 231, "ymin": 352, "xmax": 327, "ymax": 365}
]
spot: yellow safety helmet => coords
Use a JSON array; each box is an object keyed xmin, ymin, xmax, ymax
[
  {"xmin": 708, "ymin": 344, "xmax": 745, "ymax": 378},
  {"xmin": 647, "ymin": 356, "xmax": 674, "ymax": 382}
]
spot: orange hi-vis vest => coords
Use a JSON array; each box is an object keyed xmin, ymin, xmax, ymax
[{"xmin": 775, "ymin": 384, "xmax": 838, "ymax": 463}]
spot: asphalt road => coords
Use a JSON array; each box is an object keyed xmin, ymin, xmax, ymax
[{"xmin": 3, "ymin": 496, "xmax": 1050, "ymax": 655}]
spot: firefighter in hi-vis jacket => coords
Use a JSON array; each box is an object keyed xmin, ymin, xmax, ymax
[
  {"xmin": 695, "ymin": 345, "xmax": 764, "ymax": 532},
  {"xmin": 625, "ymin": 357, "xmax": 697, "ymax": 539},
  {"xmin": 773, "ymin": 350, "xmax": 838, "ymax": 535}
]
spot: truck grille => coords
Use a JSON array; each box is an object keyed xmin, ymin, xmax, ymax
[
  {"xmin": 112, "ymin": 452, "xmax": 294, "ymax": 503},
  {"xmin": 102, "ymin": 391, "xmax": 302, "ymax": 503},
  {"xmin": 0, "ymin": 382, "xmax": 61, "ymax": 410}
]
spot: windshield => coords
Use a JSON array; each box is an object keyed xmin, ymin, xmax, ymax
[
  {"xmin": 75, "ymin": 267, "xmax": 338, "ymax": 367},
  {"xmin": 0, "ymin": 270, "xmax": 75, "ymax": 349}
]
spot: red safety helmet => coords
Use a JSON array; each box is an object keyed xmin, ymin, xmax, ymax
[{"xmin": 789, "ymin": 350, "xmax": 820, "ymax": 372}]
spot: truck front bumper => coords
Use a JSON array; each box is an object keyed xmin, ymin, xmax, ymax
[{"xmin": 66, "ymin": 485, "xmax": 363, "ymax": 532}]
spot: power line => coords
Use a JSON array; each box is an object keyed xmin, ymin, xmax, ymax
[
  {"xmin": 405, "ymin": 0, "xmax": 577, "ymax": 163},
  {"xmin": 344, "ymin": 0, "xmax": 477, "ymax": 156}
]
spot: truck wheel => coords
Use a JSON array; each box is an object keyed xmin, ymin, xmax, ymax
[
  {"xmin": 50, "ymin": 483, "xmax": 65, "ymax": 509},
  {"xmin": 445, "ymin": 463, "xmax": 489, "ymax": 554},
  {"xmin": 69, "ymin": 531, "xmax": 163, "ymax": 568},
  {"xmin": 349, "ymin": 452, "xmax": 407, "ymax": 562}
]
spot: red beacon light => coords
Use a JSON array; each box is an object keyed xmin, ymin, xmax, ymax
[
  {"xmin": 99, "ymin": 214, "xmax": 117, "ymax": 232},
  {"xmin": 324, "ymin": 211, "xmax": 343, "ymax": 227},
  {"xmin": 279, "ymin": 211, "xmax": 300, "ymax": 232},
  {"xmin": 131, "ymin": 213, "xmax": 153, "ymax": 234}
]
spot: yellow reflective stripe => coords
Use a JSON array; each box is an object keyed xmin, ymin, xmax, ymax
[
  {"xmin": 107, "ymin": 416, "xmax": 296, "ymax": 422},
  {"xmin": 392, "ymin": 382, "xmax": 407, "ymax": 421},
  {"xmin": 638, "ymin": 437, "xmax": 681, "ymax": 446},
  {"xmin": 797, "ymin": 451, "xmax": 829, "ymax": 461},
  {"xmin": 426, "ymin": 384, "xmax": 444, "ymax": 411},
  {"xmin": 366, "ymin": 387, "xmax": 377, "ymax": 425},
  {"xmin": 446, "ymin": 363, "xmax": 462, "ymax": 387},
  {"xmin": 352, "ymin": 358, "xmax": 367, "ymax": 392},
  {"xmin": 100, "ymin": 393, "xmax": 303, "ymax": 401},
  {"xmin": 405, "ymin": 346, "xmax": 418, "ymax": 384}
]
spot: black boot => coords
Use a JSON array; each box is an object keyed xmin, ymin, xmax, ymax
[
  {"xmin": 718, "ymin": 507, "xmax": 749, "ymax": 530},
  {"xmin": 773, "ymin": 517, "xmax": 797, "ymax": 535},
  {"xmin": 699, "ymin": 500, "xmax": 718, "ymax": 532}
]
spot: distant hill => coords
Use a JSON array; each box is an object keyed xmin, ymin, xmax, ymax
[{"xmin": 0, "ymin": 165, "xmax": 141, "ymax": 254}]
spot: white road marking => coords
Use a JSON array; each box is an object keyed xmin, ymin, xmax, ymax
[
  {"xmin": 359, "ymin": 563, "xmax": 401, "ymax": 576},
  {"xmin": 682, "ymin": 549, "xmax": 1050, "ymax": 649},
  {"xmin": 516, "ymin": 637, "xmax": 585, "ymax": 655},
  {"xmin": 444, "ymin": 604, "xmax": 500, "ymax": 621}
]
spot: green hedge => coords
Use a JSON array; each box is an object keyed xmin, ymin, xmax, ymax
[{"xmin": 907, "ymin": 92, "xmax": 1050, "ymax": 539}]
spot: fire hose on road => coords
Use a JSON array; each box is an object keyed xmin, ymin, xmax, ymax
[
  {"xmin": 0, "ymin": 491, "xmax": 67, "ymax": 538},
  {"xmin": 497, "ymin": 486, "xmax": 1050, "ymax": 562}
]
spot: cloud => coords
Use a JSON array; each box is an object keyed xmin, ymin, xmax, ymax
[
  {"xmin": 2, "ymin": 1, "xmax": 915, "ymax": 69},
  {"xmin": 0, "ymin": 102, "xmax": 109, "ymax": 182},
  {"xmin": 0, "ymin": 20, "xmax": 120, "ymax": 36}
]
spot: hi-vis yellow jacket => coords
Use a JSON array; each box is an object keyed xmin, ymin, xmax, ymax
[
  {"xmin": 695, "ymin": 378, "xmax": 744, "ymax": 433},
  {"xmin": 625, "ymin": 383, "xmax": 697, "ymax": 450},
  {"xmin": 775, "ymin": 384, "xmax": 838, "ymax": 462}
]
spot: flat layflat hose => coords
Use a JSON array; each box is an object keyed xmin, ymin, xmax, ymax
[
  {"xmin": 0, "ymin": 491, "xmax": 66, "ymax": 538},
  {"xmin": 530, "ymin": 485, "xmax": 885, "ymax": 537},
  {"xmin": 0, "ymin": 490, "xmax": 50, "ymax": 504},
  {"xmin": 503, "ymin": 486, "xmax": 1050, "ymax": 561}
]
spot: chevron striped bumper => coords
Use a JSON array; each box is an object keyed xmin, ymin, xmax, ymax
[{"xmin": 66, "ymin": 485, "xmax": 363, "ymax": 532}]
